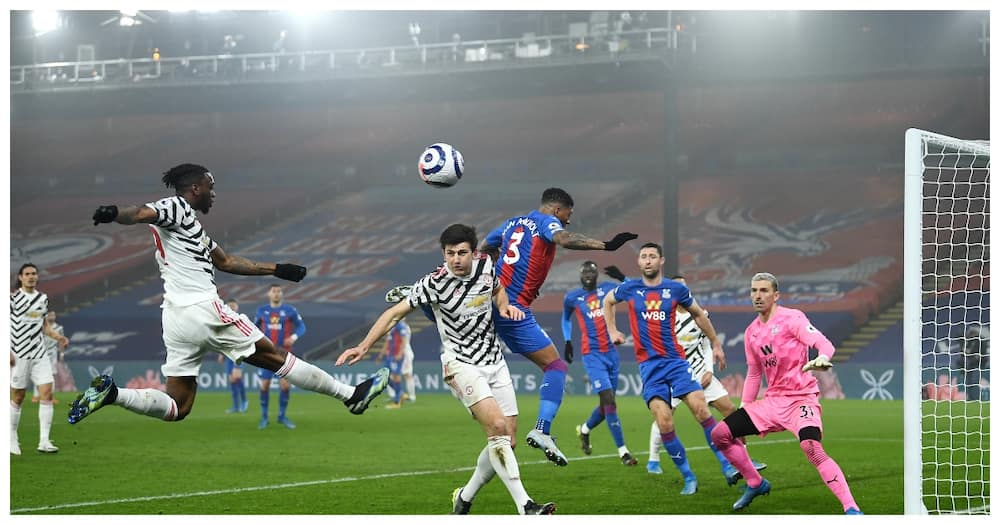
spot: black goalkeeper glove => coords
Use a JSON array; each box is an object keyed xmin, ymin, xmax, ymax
[
  {"xmin": 604, "ymin": 265, "xmax": 627, "ymax": 282},
  {"xmin": 274, "ymin": 263, "xmax": 307, "ymax": 282},
  {"xmin": 603, "ymin": 232, "xmax": 638, "ymax": 251},
  {"xmin": 563, "ymin": 341, "xmax": 574, "ymax": 364},
  {"xmin": 92, "ymin": 205, "xmax": 119, "ymax": 226}
]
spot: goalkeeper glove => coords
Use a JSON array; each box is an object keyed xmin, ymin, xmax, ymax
[
  {"xmin": 92, "ymin": 205, "xmax": 118, "ymax": 225},
  {"xmin": 603, "ymin": 232, "xmax": 638, "ymax": 251},
  {"xmin": 802, "ymin": 354, "xmax": 833, "ymax": 372},
  {"xmin": 604, "ymin": 265, "xmax": 627, "ymax": 282},
  {"xmin": 563, "ymin": 341, "xmax": 574, "ymax": 364},
  {"xmin": 274, "ymin": 263, "xmax": 307, "ymax": 282}
]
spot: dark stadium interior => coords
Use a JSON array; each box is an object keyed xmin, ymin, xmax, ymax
[{"xmin": 9, "ymin": 9, "xmax": 989, "ymax": 394}]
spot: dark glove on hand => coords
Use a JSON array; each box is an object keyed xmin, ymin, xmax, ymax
[
  {"xmin": 92, "ymin": 205, "xmax": 119, "ymax": 226},
  {"xmin": 604, "ymin": 265, "xmax": 627, "ymax": 282},
  {"xmin": 563, "ymin": 341, "xmax": 574, "ymax": 364},
  {"xmin": 274, "ymin": 263, "xmax": 307, "ymax": 282},
  {"xmin": 603, "ymin": 232, "xmax": 638, "ymax": 251}
]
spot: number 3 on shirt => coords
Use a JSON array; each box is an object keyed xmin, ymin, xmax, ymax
[{"xmin": 503, "ymin": 229, "xmax": 526, "ymax": 265}]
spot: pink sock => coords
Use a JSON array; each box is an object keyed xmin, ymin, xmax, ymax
[
  {"xmin": 710, "ymin": 421, "xmax": 763, "ymax": 487},
  {"xmin": 801, "ymin": 439, "xmax": 859, "ymax": 511}
]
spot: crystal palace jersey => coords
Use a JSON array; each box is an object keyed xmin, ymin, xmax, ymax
[
  {"xmin": 407, "ymin": 254, "xmax": 503, "ymax": 366},
  {"xmin": 563, "ymin": 282, "xmax": 618, "ymax": 355},
  {"xmin": 387, "ymin": 320, "xmax": 411, "ymax": 359},
  {"xmin": 744, "ymin": 306, "xmax": 834, "ymax": 398},
  {"xmin": 10, "ymin": 289, "xmax": 48, "ymax": 360},
  {"xmin": 485, "ymin": 210, "xmax": 565, "ymax": 309},
  {"xmin": 145, "ymin": 196, "xmax": 219, "ymax": 307},
  {"xmin": 254, "ymin": 303, "xmax": 306, "ymax": 347},
  {"xmin": 610, "ymin": 278, "xmax": 693, "ymax": 364}
]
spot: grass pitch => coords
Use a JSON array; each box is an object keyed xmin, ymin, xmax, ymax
[{"xmin": 9, "ymin": 392, "xmax": 931, "ymax": 515}]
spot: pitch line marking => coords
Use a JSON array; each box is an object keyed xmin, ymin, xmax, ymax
[{"xmin": 14, "ymin": 437, "xmax": 903, "ymax": 514}]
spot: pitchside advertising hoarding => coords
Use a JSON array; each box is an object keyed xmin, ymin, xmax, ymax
[{"xmin": 58, "ymin": 359, "xmax": 934, "ymax": 401}]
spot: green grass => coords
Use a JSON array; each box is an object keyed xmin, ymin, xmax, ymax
[{"xmin": 10, "ymin": 392, "xmax": 915, "ymax": 514}]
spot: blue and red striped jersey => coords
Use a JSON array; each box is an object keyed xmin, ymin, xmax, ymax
[
  {"xmin": 485, "ymin": 210, "xmax": 565, "ymax": 309},
  {"xmin": 386, "ymin": 321, "xmax": 410, "ymax": 359},
  {"xmin": 610, "ymin": 278, "xmax": 693, "ymax": 364},
  {"xmin": 563, "ymin": 282, "xmax": 618, "ymax": 355},
  {"xmin": 254, "ymin": 303, "xmax": 306, "ymax": 348}
]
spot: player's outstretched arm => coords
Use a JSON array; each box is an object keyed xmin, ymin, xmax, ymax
[
  {"xmin": 603, "ymin": 265, "xmax": 627, "ymax": 282},
  {"xmin": 338, "ymin": 301, "xmax": 414, "ymax": 366},
  {"xmin": 552, "ymin": 231, "xmax": 638, "ymax": 251},
  {"xmin": 209, "ymin": 245, "xmax": 306, "ymax": 282},
  {"xmin": 92, "ymin": 204, "xmax": 157, "ymax": 226}
]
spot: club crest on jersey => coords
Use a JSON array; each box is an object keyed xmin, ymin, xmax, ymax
[{"xmin": 771, "ymin": 326, "xmax": 780, "ymax": 335}]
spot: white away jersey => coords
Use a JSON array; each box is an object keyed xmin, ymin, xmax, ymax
[
  {"xmin": 407, "ymin": 254, "xmax": 503, "ymax": 366},
  {"xmin": 146, "ymin": 196, "xmax": 220, "ymax": 307},
  {"xmin": 10, "ymin": 289, "xmax": 49, "ymax": 359},
  {"xmin": 674, "ymin": 310, "xmax": 713, "ymax": 377}
]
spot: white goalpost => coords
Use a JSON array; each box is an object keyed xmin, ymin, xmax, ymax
[{"xmin": 903, "ymin": 128, "xmax": 990, "ymax": 515}]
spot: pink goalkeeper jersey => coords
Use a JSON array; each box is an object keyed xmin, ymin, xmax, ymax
[{"xmin": 742, "ymin": 305, "xmax": 836, "ymax": 404}]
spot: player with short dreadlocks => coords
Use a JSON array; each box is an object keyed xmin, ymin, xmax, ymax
[{"xmin": 70, "ymin": 163, "xmax": 389, "ymax": 427}]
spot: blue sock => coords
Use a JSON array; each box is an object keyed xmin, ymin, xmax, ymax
[
  {"xmin": 392, "ymin": 378, "xmax": 402, "ymax": 403},
  {"xmin": 279, "ymin": 389, "xmax": 290, "ymax": 419},
  {"xmin": 700, "ymin": 416, "xmax": 731, "ymax": 469},
  {"xmin": 661, "ymin": 432, "xmax": 695, "ymax": 480},
  {"xmin": 536, "ymin": 362, "xmax": 567, "ymax": 434},
  {"xmin": 229, "ymin": 382, "xmax": 240, "ymax": 410},
  {"xmin": 260, "ymin": 390, "xmax": 269, "ymax": 420},
  {"xmin": 237, "ymin": 380, "xmax": 246, "ymax": 405},
  {"xmin": 604, "ymin": 405, "xmax": 625, "ymax": 448},
  {"xmin": 585, "ymin": 406, "xmax": 605, "ymax": 430}
]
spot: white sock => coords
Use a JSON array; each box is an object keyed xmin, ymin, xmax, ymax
[
  {"xmin": 618, "ymin": 445, "xmax": 630, "ymax": 458},
  {"xmin": 461, "ymin": 445, "xmax": 496, "ymax": 502},
  {"xmin": 114, "ymin": 388, "xmax": 178, "ymax": 420},
  {"xmin": 405, "ymin": 375, "xmax": 416, "ymax": 399},
  {"xmin": 276, "ymin": 353, "xmax": 353, "ymax": 401},
  {"xmin": 580, "ymin": 422, "xmax": 591, "ymax": 435},
  {"xmin": 11, "ymin": 402, "xmax": 22, "ymax": 445},
  {"xmin": 649, "ymin": 420, "xmax": 661, "ymax": 461},
  {"xmin": 38, "ymin": 401, "xmax": 54, "ymax": 444},
  {"xmin": 487, "ymin": 435, "xmax": 530, "ymax": 513}
]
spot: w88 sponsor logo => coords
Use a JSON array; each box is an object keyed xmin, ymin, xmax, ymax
[{"xmin": 641, "ymin": 311, "xmax": 667, "ymax": 321}]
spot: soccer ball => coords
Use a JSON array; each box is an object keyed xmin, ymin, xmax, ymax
[{"xmin": 418, "ymin": 143, "xmax": 464, "ymax": 188}]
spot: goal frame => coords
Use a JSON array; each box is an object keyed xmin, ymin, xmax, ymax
[{"xmin": 903, "ymin": 128, "xmax": 990, "ymax": 515}]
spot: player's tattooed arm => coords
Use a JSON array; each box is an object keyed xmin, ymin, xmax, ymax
[
  {"xmin": 113, "ymin": 205, "xmax": 158, "ymax": 225},
  {"xmin": 551, "ymin": 230, "xmax": 606, "ymax": 250},
  {"xmin": 210, "ymin": 245, "xmax": 276, "ymax": 276},
  {"xmin": 479, "ymin": 241, "xmax": 500, "ymax": 262}
]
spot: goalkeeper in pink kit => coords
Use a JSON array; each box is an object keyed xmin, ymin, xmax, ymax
[{"xmin": 709, "ymin": 272, "xmax": 862, "ymax": 514}]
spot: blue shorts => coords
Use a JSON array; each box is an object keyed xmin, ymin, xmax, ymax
[
  {"xmin": 638, "ymin": 358, "xmax": 701, "ymax": 406},
  {"xmin": 224, "ymin": 358, "xmax": 243, "ymax": 374},
  {"xmin": 582, "ymin": 351, "xmax": 620, "ymax": 394},
  {"xmin": 257, "ymin": 368, "xmax": 280, "ymax": 381},
  {"xmin": 492, "ymin": 308, "xmax": 553, "ymax": 354},
  {"xmin": 385, "ymin": 356, "xmax": 403, "ymax": 375}
]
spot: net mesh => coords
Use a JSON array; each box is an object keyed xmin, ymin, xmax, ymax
[{"xmin": 917, "ymin": 132, "xmax": 990, "ymax": 514}]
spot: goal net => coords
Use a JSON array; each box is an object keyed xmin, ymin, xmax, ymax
[{"xmin": 903, "ymin": 128, "xmax": 990, "ymax": 515}]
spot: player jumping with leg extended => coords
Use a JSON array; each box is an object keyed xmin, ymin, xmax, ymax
[{"xmin": 71, "ymin": 163, "xmax": 389, "ymax": 426}]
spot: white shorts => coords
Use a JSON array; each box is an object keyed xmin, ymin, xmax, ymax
[
  {"xmin": 11, "ymin": 357, "xmax": 54, "ymax": 390},
  {"xmin": 441, "ymin": 355, "xmax": 518, "ymax": 417},
  {"xmin": 402, "ymin": 348, "xmax": 414, "ymax": 375},
  {"xmin": 161, "ymin": 299, "xmax": 263, "ymax": 377},
  {"xmin": 671, "ymin": 374, "xmax": 729, "ymax": 408}
]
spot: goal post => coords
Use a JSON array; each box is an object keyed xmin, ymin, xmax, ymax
[{"xmin": 903, "ymin": 128, "xmax": 990, "ymax": 515}]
